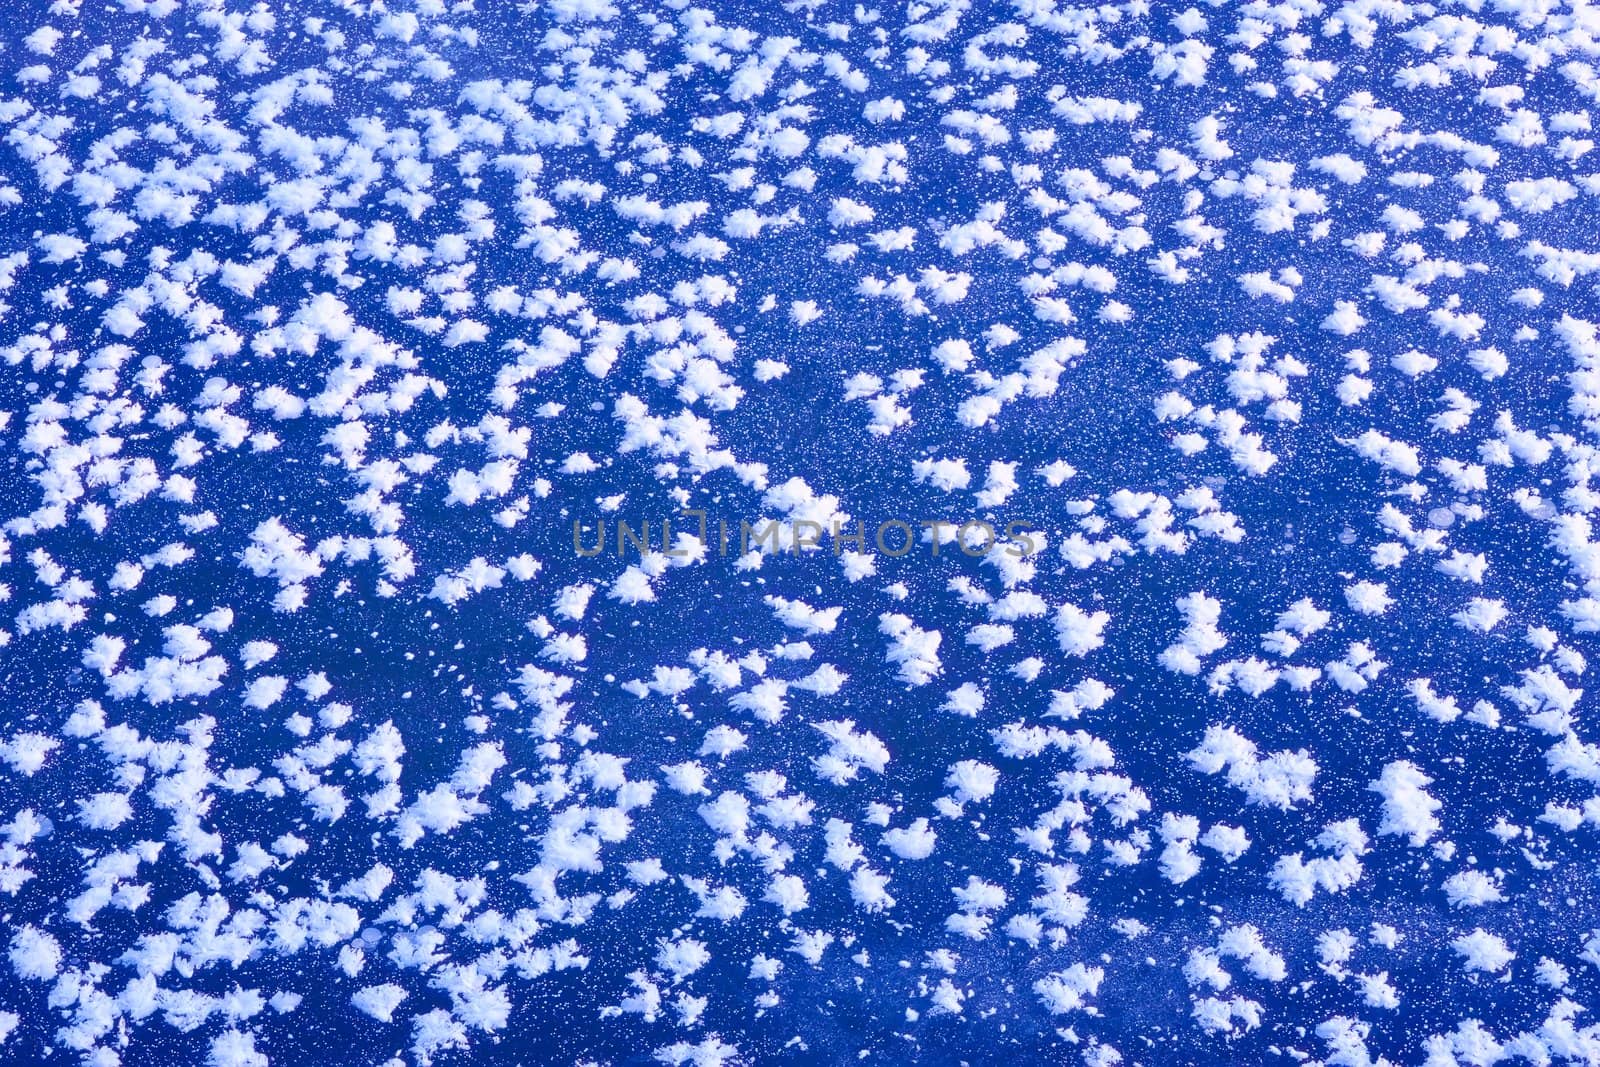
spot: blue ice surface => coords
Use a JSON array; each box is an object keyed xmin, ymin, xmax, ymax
[{"xmin": 1, "ymin": 0, "xmax": 1600, "ymax": 1065}]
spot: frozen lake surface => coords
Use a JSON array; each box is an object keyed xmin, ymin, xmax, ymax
[{"xmin": 2, "ymin": 0, "xmax": 1600, "ymax": 1064}]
